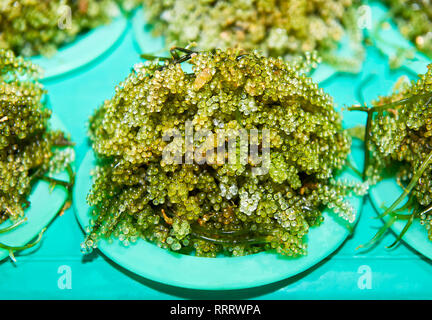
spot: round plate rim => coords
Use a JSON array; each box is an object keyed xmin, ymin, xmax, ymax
[{"xmin": 30, "ymin": 14, "xmax": 127, "ymax": 80}]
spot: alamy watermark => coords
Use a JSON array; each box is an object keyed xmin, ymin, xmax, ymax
[
  {"xmin": 57, "ymin": 5, "xmax": 72, "ymax": 30},
  {"xmin": 162, "ymin": 121, "xmax": 271, "ymax": 175},
  {"xmin": 357, "ymin": 5, "xmax": 372, "ymax": 30},
  {"xmin": 357, "ymin": 265, "xmax": 372, "ymax": 290},
  {"xmin": 57, "ymin": 265, "xmax": 72, "ymax": 290}
]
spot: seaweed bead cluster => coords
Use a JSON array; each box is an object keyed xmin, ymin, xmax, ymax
[
  {"xmin": 84, "ymin": 48, "xmax": 366, "ymax": 257},
  {"xmin": 0, "ymin": 0, "xmax": 120, "ymax": 57},
  {"xmin": 363, "ymin": 64, "xmax": 432, "ymax": 241},
  {"xmin": 384, "ymin": 0, "xmax": 432, "ymax": 58},
  {"xmin": 0, "ymin": 49, "xmax": 74, "ymax": 227},
  {"xmin": 142, "ymin": 0, "xmax": 363, "ymax": 68}
]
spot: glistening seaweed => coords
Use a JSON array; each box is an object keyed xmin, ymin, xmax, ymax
[
  {"xmin": 0, "ymin": 49, "xmax": 75, "ymax": 260},
  {"xmin": 83, "ymin": 48, "xmax": 367, "ymax": 257},
  {"xmin": 350, "ymin": 65, "xmax": 432, "ymax": 249}
]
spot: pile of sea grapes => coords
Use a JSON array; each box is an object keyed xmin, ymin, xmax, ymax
[
  {"xmin": 384, "ymin": 0, "xmax": 432, "ymax": 58},
  {"xmin": 364, "ymin": 64, "xmax": 432, "ymax": 241},
  {"xmin": 0, "ymin": 49, "xmax": 74, "ymax": 233},
  {"xmin": 83, "ymin": 48, "xmax": 367, "ymax": 257},
  {"xmin": 141, "ymin": 0, "xmax": 363, "ymax": 70},
  {"xmin": 0, "ymin": 0, "xmax": 121, "ymax": 57}
]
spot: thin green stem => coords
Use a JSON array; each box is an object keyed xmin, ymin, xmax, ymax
[
  {"xmin": 346, "ymin": 106, "xmax": 373, "ymax": 181},
  {"xmin": 363, "ymin": 109, "xmax": 373, "ymax": 181},
  {"xmin": 349, "ymin": 93, "xmax": 432, "ymax": 114},
  {"xmin": 389, "ymin": 194, "xmax": 415, "ymax": 214},
  {"xmin": 0, "ymin": 218, "xmax": 27, "ymax": 234},
  {"xmin": 41, "ymin": 164, "xmax": 75, "ymax": 216},
  {"xmin": 191, "ymin": 230, "xmax": 271, "ymax": 246},
  {"xmin": 394, "ymin": 204, "xmax": 432, "ymax": 220},
  {"xmin": 418, "ymin": 203, "xmax": 432, "ymax": 217},
  {"xmin": 349, "ymin": 92, "xmax": 432, "ymax": 112},
  {"xmin": 345, "ymin": 161, "xmax": 362, "ymax": 179},
  {"xmin": 356, "ymin": 216, "xmax": 397, "ymax": 250},
  {"xmin": 386, "ymin": 208, "xmax": 416, "ymax": 249},
  {"xmin": 347, "ymin": 106, "xmax": 369, "ymax": 112},
  {"xmin": 192, "ymin": 224, "xmax": 251, "ymax": 237},
  {"xmin": 377, "ymin": 149, "xmax": 432, "ymax": 219},
  {"xmin": 40, "ymin": 176, "xmax": 71, "ymax": 188},
  {"xmin": 140, "ymin": 54, "xmax": 171, "ymax": 61},
  {"xmin": 0, "ymin": 228, "xmax": 46, "ymax": 262}
]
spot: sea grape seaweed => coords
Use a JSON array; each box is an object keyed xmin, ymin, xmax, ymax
[
  {"xmin": 350, "ymin": 65, "xmax": 432, "ymax": 248},
  {"xmin": 384, "ymin": 0, "xmax": 432, "ymax": 58},
  {"xmin": 141, "ymin": 0, "xmax": 364, "ymax": 70},
  {"xmin": 0, "ymin": 0, "xmax": 120, "ymax": 57},
  {"xmin": 83, "ymin": 48, "xmax": 367, "ymax": 257},
  {"xmin": 0, "ymin": 49, "xmax": 74, "ymax": 259}
]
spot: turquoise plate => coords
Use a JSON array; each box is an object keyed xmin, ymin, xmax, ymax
[
  {"xmin": 74, "ymin": 143, "xmax": 364, "ymax": 290},
  {"xmin": 131, "ymin": 7, "xmax": 363, "ymax": 84},
  {"xmin": 369, "ymin": 175, "xmax": 432, "ymax": 260},
  {"xmin": 0, "ymin": 114, "xmax": 73, "ymax": 261},
  {"xmin": 368, "ymin": 1, "xmax": 431, "ymax": 75},
  {"xmin": 30, "ymin": 15, "xmax": 127, "ymax": 80}
]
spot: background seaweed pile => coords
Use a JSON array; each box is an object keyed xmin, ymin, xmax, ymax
[
  {"xmin": 83, "ymin": 48, "xmax": 367, "ymax": 257},
  {"xmin": 384, "ymin": 0, "xmax": 432, "ymax": 58},
  {"xmin": 0, "ymin": 49, "xmax": 74, "ymax": 231},
  {"xmin": 360, "ymin": 65, "xmax": 432, "ymax": 243},
  {"xmin": 0, "ymin": 0, "xmax": 120, "ymax": 57},
  {"xmin": 141, "ymin": 0, "xmax": 363, "ymax": 70}
]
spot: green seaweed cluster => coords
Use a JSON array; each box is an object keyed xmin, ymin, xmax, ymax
[
  {"xmin": 83, "ymin": 48, "xmax": 367, "ymax": 257},
  {"xmin": 0, "ymin": 0, "xmax": 121, "ymax": 57},
  {"xmin": 141, "ymin": 0, "xmax": 363, "ymax": 70},
  {"xmin": 0, "ymin": 49, "xmax": 74, "ymax": 256},
  {"xmin": 351, "ymin": 65, "xmax": 432, "ymax": 247},
  {"xmin": 384, "ymin": 0, "xmax": 432, "ymax": 58}
]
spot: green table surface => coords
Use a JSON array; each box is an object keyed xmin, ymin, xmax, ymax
[{"xmin": 1, "ymin": 21, "xmax": 431, "ymax": 300}]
